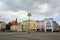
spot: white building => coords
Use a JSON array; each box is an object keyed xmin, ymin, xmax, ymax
[
  {"xmin": 0, "ymin": 21, "xmax": 6, "ymax": 31},
  {"xmin": 44, "ymin": 18, "xmax": 58, "ymax": 32},
  {"xmin": 10, "ymin": 22, "xmax": 22, "ymax": 32}
]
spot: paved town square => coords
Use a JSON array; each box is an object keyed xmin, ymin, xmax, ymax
[{"xmin": 0, "ymin": 32, "xmax": 60, "ymax": 40}]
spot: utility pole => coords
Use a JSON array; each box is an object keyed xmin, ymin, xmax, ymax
[{"xmin": 27, "ymin": 13, "xmax": 31, "ymax": 33}]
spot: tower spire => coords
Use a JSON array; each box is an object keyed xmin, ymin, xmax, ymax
[
  {"xmin": 16, "ymin": 18, "xmax": 17, "ymax": 24},
  {"xmin": 16, "ymin": 18, "xmax": 17, "ymax": 22}
]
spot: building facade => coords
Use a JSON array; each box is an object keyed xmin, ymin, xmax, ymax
[
  {"xmin": 37, "ymin": 20, "xmax": 45, "ymax": 32},
  {"xmin": 10, "ymin": 22, "xmax": 22, "ymax": 32},
  {"xmin": 22, "ymin": 20, "xmax": 37, "ymax": 32},
  {"xmin": 44, "ymin": 18, "xmax": 58, "ymax": 32},
  {"xmin": 10, "ymin": 18, "xmax": 22, "ymax": 32},
  {"xmin": 0, "ymin": 21, "xmax": 6, "ymax": 31},
  {"xmin": 53, "ymin": 21, "xmax": 58, "ymax": 31},
  {"xmin": 58, "ymin": 25, "xmax": 60, "ymax": 31}
]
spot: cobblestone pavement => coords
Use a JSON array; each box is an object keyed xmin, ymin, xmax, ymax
[{"xmin": 0, "ymin": 32, "xmax": 60, "ymax": 40}]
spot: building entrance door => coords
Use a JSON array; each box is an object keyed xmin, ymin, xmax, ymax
[
  {"xmin": 37, "ymin": 29, "xmax": 40, "ymax": 32},
  {"xmin": 46, "ymin": 29, "xmax": 52, "ymax": 32}
]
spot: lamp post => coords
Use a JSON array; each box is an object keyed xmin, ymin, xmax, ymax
[{"xmin": 27, "ymin": 13, "xmax": 31, "ymax": 33}]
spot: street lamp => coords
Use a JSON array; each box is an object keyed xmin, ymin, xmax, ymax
[{"xmin": 27, "ymin": 13, "xmax": 31, "ymax": 33}]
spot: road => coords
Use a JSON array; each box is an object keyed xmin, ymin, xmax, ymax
[{"xmin": 0, "ymin": 32, "xmax": 60, "ymax": 40}]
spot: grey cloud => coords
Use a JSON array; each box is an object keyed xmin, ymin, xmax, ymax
[
  {"xmin": 0, "ymin": 0, "xmax": 60, "ymax": 23},
  {"xmin": 1, "ymin": 0, "xmax": 49, "ymax": 11},
  {"xmin": 46, "ymin": 0, "xmax": 60, "ymax": 17}
]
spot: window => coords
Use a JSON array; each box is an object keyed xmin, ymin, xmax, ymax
[
  {"xmin": 46, "ymin": 21, "xmax": 51, "ymax": 27},
  {"xmin": 46, "ymin": 21, "xmax": 50, "ymax": 25},
  {"xmin": 25, "ymin": 24, "xmax": 29, "ymax": 27},
  {"xmin": 33, "ymin": 24, "xmax": 36, "ymax": 27},
  {"xmin": 46, "ymin": 25, "xmax": 51, "ymax": 27}
]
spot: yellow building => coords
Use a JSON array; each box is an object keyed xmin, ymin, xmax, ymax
[{"xmin": 22, "ymin": 20, "xmax": 37, "ymax": 32}]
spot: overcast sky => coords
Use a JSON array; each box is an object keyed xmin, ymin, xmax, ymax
[{"xmin": 0, "ymin": 0, "xmax": 60, "ymax": 24}]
